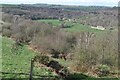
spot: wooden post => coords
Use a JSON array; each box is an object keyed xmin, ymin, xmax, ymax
[{"xmin": 29, "ymin": 59, "xmax": 34, "ymax": 80}]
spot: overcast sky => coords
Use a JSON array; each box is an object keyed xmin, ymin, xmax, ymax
[{"xmin": 1, "ymin": 0, "xmax": 120, "ymax": 6}]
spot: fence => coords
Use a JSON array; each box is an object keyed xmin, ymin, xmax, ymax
[{"xmin": 1, "ymin": 59, "xmax": 58, "ymax": 80}]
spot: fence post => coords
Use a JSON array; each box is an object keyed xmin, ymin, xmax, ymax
[{"xmin": 29, "ymin": 58, "xmax": 34, "ymax": 80}]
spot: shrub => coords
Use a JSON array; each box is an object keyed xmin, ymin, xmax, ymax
[
  {"xmin": 34, "ymin": 55, "xmax": 50, "ymax": 65},
  {"xmin": 65, "ymin": 73, "xmax": 89, "ymax": 80},
  {"xmin": 32, "ymin": 30, "xmax": 76, "ymax": 56},
  {"xmin": 97, "ymin": 64, "xmax": 110, "ymax": 77},
  {"xmin": 47, "ymin": 60, "xmax": 63, "ymax": 71},
  {"xmin": 2, "ymin": 29, "xmax": 11, "ymax": 37}
]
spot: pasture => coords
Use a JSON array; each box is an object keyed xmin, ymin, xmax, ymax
[
  {"xmin": 37, "ymin": 19, "xmax": 103, "ymax": 33},
  {"xmin": 37, "ymin": 19, "xmax": 62, "ymax": 26},
  {"xmin": 2, "ymin": 37, "xmax": 55, "ymax": 79}
]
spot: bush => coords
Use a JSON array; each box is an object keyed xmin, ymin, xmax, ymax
[
  {"xmin": 47, "ymin": 60, "xmax": 63, "ymax": 71},
  {"xmin": 65, "ymin": 73, "xmax": 89, "ymax": 80},
  {"xmin": 34, "ymin": 55, "xmax": 50, "ymax": 65},
  {"xmin": 2, "ymin": 29, "xmax": 11, "ymax": 37},
  {"xmin": 32, "ymin": 30, "xmax": 76, "ymax": 56},
  {"xmin": 97, "ymin": 64, "xmax": 110, "ymax": 77}
]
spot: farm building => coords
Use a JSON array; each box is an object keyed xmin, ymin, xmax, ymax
[{"xmin": 91, "ymin": 26, "xmax": 105, "ymax": 30}]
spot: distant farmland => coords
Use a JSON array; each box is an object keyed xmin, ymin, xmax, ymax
[{"xmin": 37, "ymin": 19, "xmax": 103, "ymax": 33}]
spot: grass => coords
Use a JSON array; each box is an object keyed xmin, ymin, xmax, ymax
[
  {"xmin": 2, "ymin": 37, "xmax": 55, "ymax": 78},
  {"xmin": 64, "ymin": 23, "xmax": 102, "ymax": 33},
  {"xmin": 36, "ymin": 19, "xmax": 103, "ymax": 33},
  {"xmin": 0, "ymin": 36, "xmax": 2, "ymax": 78},
  {"xmin": 37, "ymin": 19, "xmax": 62, "ymax": 26},
  {"xmin": 2, "ymin": 37, "xmax": 35, "ymax": 72}
]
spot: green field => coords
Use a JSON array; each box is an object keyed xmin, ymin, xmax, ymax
[
  {"xmin": 37, "ymin": 19, "xmax": 62, "ymax": 26},
  {"xmin": 37, "ymin": 19, "xmax": 103, "ymax": 33},
  {"xmin": 64, "ymin": 23, "xmax": 102, "ymax": 33},
  {"xmin": 2, "ymin": 37, "xmax": 55, "ymax": 79}
]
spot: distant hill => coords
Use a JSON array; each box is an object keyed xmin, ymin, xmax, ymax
[
  {"xmin": 28, "ymin": 3, "xmax": 112, "ymax": 11},
  {"xmin": 1, "ymin": 3, "xmax": 117, "ymax": 28},
  {"xmin": 1, "ymin": 3, "xmax": 113, "ymax": 12},
  {"xmin": 0, "ymin": 4, "xmax": 18, "ymax": 7}
]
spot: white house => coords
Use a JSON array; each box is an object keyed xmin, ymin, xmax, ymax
[{"xmin": 91, "ymin": 26, "xmax": 105, "ymax": 30}]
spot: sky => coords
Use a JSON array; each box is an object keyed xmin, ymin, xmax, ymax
[{"xmin": 1, "ymin": 0, "xmax": 120, "ymax": 7}]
